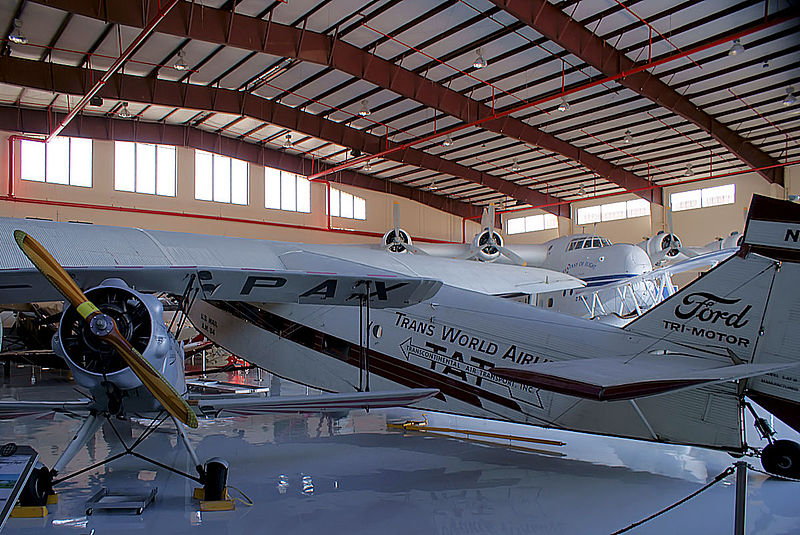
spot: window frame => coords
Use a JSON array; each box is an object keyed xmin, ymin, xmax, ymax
[
  {"xmin": 20, "ymin": 136, "xmax": 93, "ymax": 188},
  {"xmin": 329, "ymin": 187, "xmax": 366, "ymax": 221},
  {"xmin": 505, "ymin": 213, "xmax": 558, "ymax": 235},
  {"xmin": 114, "ymin": 141, "xmax": 176, "ymax": 197},
  {"xmin": 264, "ymin": 167, "xmax": 311, "ymax": 213},
  {"xmin": 194, "ymin": 150, "xmax": 249, "ymax": 205}
]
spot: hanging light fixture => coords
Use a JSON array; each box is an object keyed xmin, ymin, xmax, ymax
[
  {"xmin": 685, "ymin": 163, "xmax": 694, "ymax": 177},
  {"xmin": 283, "ymin": 134, "xmax": 292, "ymax": 148},
  {"xmin": 364, "ymin": 160, "xmax": 372, "ymax": 172},
  {"xmin": 512, "ymin": 157, "xmax": 520, "ymax": 172},
  {"xmin": 578, "ymin": 184, "xmax": 586, "ymax": 196},
  {"xmin": 8, "ymin": 19, "xmax": 27, "ymax": 45},
  {"xmin": 358, "ymin": 99, "xmax": 371, "ymax": 117},
  {"xmin": 473, "ymin": 48, "xmax": 487, "ymax": 69},
  {"xmin": 783, "ymin": 87, "xmax": 796, "ymax": 106},
  {"xmin": 173, "ymin": 49, "xmax": 188, "ymax": 71},
  {"xmin": 442, "ymin": 133, "xmax": 453, "ymax": 147},
  {"xmin": 557, "ymin": 96, "xmax": 570, "ymax": 112},
  {"xmin": 728, "ymin": 39, "xmax": 744, "ymax": 56},
  {"xmin": 624, "ymin": 129, "xmax": 633, "ymax": 144},
  {"xmin": 117, "ymin": 102, "xmax": 132, "ymax": 118}
]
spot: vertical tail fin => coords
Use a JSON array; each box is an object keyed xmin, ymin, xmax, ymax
[{"xmin": 625, "ymin": 195, "xmax": 800, "ymax": 432}]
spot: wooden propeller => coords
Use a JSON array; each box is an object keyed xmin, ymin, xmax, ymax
[{"xmin": 14, "ymin": 230, "xmax": 198, "ymax": 428}]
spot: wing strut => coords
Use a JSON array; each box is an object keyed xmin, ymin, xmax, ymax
[{"xmin": 358, "ymin": 281, "xmax": 372, "ymax": 392}]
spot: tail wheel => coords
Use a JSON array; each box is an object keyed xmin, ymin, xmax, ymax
[{"xmin": 761, "ymin": 439, "xmax": 800, "ymax": 479}]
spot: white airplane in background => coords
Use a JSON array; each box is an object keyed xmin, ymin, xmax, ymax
[
  {"xmin": 1, "ymin": 194, "xmax": 799, "ymax": 486},
  {"xmin": 382, "ymin": 203, "xmax": 732, "ymax": 321}
]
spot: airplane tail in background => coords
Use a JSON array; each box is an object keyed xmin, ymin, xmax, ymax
[{"xmin": 624, "ymin": 194, "xmax": 800, "ymax": 432}]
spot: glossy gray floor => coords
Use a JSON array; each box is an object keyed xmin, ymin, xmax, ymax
[{"xmin": 2, "ymin": 365, "xmax": 799, "ymax": 535}]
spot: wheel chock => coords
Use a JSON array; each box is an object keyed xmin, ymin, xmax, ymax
[
  {"xmin": 46, "ymin": 493, "xmax": 58, "ymax": 505},
  {"xmin": 193, "ymin": 488, "xmax": 234, "ymax": 511},
  {"xmin": 10, "ymin": 505, "xmax": 48, "ymax": 518},
  {"xmin": 199, "ymin": 499, "xmax": 235, "ymax": 512}
]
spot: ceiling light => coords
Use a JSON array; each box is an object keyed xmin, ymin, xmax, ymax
[
  {"xmin": 358, "ymin": 99, "xmax": 371, "ymax": 117},
  {"xmin": 473, "ymin": 48, "xmax": 487, "ymax": 69},
  {"xmin": 783, "ymin": 87, "xmax": 796, "ymax": 106},
  {"xmin": 442, "ymin": 133, "xmax": 453, "ymax": 147},
  {"xmin": 728, "ymin": 38, "xmax": 744, "ymax": 56},
  {"xmin": 173, "ymin": 50, "xmax": 187, "ymax": 71},
  {"xmin": 624, "ymin": 129, "xmax": 632, "ymax": 144},
  {"xmin": 364, "ymin": 161, "xmax": 372, "ymax": 172},
  {"xmin": 117, "ymin": 102, "xmax": 132, "ymax": 118},
  {"xmin": 557, "ymin": 96, "xmax": 570, "ymax": 112},
  {"xmin": 762, "ymin": 60, "xmax": 770, "ymax": 69},
  {"xmin": 283, "ymin": 134, "xmax": 292, "ymax": 148},
  {"xmin": 8, "ymin": 19, "xmax": 27, "ymax": 45},
  {"xmin": 578, "ymin": 184, "xmax": 586, "ymax": 196},
  {"xmin": 684, "ymin": 163, "xmax": 694, "ymax": 177},
  {"xmin": 512, "ymin": 157, "xmax": 520, "ymax": 172}
]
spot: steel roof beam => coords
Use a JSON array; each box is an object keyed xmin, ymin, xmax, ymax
[
  {"xmin": 0, "ymin": 104, "xmax": 482, "ymax": 221},
  {"xmin": 27, "ymin": 0, "xmax": 658, "ymax": 206},
  {"xmin": 0, "ymin": 55, "xmax": 565, "ymax": 215},
  {"xmin": 489, "ymin": 0, "xmax": 786, "ymax": 185}
]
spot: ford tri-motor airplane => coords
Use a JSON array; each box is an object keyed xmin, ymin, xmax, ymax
[{"xmin": 1, "ymin": 194, "xmax": 799, "ymax": 482}]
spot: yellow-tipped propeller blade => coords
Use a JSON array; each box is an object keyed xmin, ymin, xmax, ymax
[{"xmin": 13, "ymin": 230, "xmax": 198, "ymax": 428}]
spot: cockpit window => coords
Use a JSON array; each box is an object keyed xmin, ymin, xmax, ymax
[{"xmin": 568, "ymin": 237, "xmax": 611, "ymax": 250}]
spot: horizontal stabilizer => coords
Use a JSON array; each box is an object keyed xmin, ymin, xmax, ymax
[
  {"xmin": 492, "ymin": 356, "xmax": 795, "ymax": 401},
  {"xmin": 192, "ymin": 388, "xmax": 439, "ymax": 417}
]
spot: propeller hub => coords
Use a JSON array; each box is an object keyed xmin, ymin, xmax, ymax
[{"xmin": 90, "ymin": 314, "xmax": 114, "ymax": 336}]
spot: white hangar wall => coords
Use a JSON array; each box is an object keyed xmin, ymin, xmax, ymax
[
  {"xmin": 0, "ymin": 130, "xmax": 480, "ymax": 244},
  {"xmin": 0, "ymin": 128, "xmax": 796, "ymax": 250}
]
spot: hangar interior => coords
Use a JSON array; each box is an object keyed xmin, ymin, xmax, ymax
[{"xmin": 0, "ymin": 0, "xmax": 799, "ymax": 533}]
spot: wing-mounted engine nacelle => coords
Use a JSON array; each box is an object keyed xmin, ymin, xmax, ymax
[
  {"xmin": 639, "ymin": 231, "xmax": 682, "ymax": 259},
  {"xmin": 472, "ymin": 229, "xmax": 504, "ymax": 262},
  {"xmin": 53, "ymin": 278, "xmax": 182, "ymax": 392},
  {"xmin": 721, "ymin": 231, "xmax": 743, "ymax": 249},
  {"xmin": 383, "ymin": 228, "xmax": 414, "ymax": 253}
]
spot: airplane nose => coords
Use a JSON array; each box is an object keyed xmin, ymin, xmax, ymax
[{"xmin": 617, "ymin": 244, "xmax": 652, "ymax": 275}]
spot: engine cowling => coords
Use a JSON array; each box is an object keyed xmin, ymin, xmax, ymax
[
  {"xmin": 472, "ymin": 229, "xmax": 504, "ymax": 262},
  {"xmin": 639, "ymin": 231, "xmax": 682, "ymax": 259},
  {"xmin": 382, "ymin": 228, "xmax": 414, "ymax": 253},
  {"xmin": 721, "ymin": 231, "xmax": 743, "ymax": 249},
  {"xmin": 52, "ymin": 278, "xmax": 182, "ymax": 392}
]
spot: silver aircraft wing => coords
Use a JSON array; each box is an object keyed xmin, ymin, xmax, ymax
[
  {"xmin": 0, "ymin": 399, "xmax": 94, "ymax": 419},
  {"xmin": 0, "ymin": 218, "xmax": 441, "ymax": 308},
  {"xmin": 492, "ymin": 355, "xmax": 796, "ymax": 402},
  {"xmin": 191, "ymin": 388, "xmax": 439, "ymax": 417}
]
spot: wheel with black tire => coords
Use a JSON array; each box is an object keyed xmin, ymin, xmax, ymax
[
  {"xmin": 19, "ymin": 467, "xmax": 50, "ymax": 507},
  {"xmin": 761, "ymin": 440, "xmax": 800, "ymax": 479}
]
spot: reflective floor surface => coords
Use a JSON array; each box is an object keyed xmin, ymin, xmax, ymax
[{"xmin": 2, "ymin": 365, "xmax": 800, "ymax": 535}]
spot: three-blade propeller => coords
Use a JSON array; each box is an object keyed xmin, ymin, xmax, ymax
[{"xmin": 14, "ymin": 230, "xmax": 198, "ymax": 428}]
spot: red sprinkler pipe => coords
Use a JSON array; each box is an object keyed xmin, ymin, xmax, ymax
[
  {"xmin": 46, "ymin": 0, "xmax": 180, "ymax": 143},
  {"xmin": 307, "ymin": 15, "xmax": 791, "ymax": 182}
]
